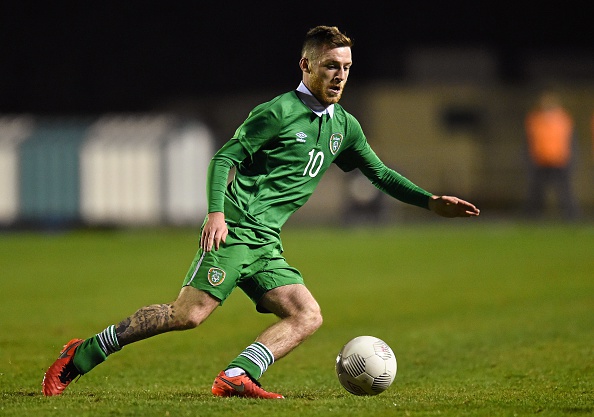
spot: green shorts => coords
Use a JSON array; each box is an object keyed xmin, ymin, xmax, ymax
[{"xmin": 182, "ymin": 230, "xmax": 303, "ymax": 313}]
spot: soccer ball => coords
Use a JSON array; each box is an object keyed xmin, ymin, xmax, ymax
[{"xmin": 335, "ymin": 335, "xmax": 397, "ymax": 396}]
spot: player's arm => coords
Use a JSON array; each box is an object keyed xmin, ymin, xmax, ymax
[
  {"xmin": 365, "ymin": 164, "xmax": 432, "ymax": 209},
  {"xmin": 335, "ymin": 118, "xmax": 434, "ymax": 208},
  {"xmin": 340, "ymin": 141, "xmax": 479, "ymax": 217},
  {"xmin": 348, "ymin": 145, "xmax": 433, "ymax": 209},
  {"xmin": 362, "ymin": 158, "xmax": 479, "ymax": 217},
  {"xmin": 200, "ymin": 139, "xmax": 250, "ymax": 252}
]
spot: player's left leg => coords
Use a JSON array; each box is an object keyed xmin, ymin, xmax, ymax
[{"xmin": 212, "ymin": 283, "xmax": 322, "ymax": 398}]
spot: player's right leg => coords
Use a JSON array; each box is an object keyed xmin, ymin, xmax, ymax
[{"xmin": 42, "ymin": 286, "xmax": 219, "ymax": 396}]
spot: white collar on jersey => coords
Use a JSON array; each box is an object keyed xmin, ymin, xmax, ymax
[{"xmin": 296, "ymin": 82, "xmax": 335, "ymax": 119}]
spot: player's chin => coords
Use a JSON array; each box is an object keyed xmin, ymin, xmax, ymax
[{"xmin": 324, "ymin": 93, "xmax": 342, "ymax": 105}]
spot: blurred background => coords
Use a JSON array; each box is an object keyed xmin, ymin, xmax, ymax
[{"xmin": 1, "ymin": 1, "xmax": 593, "ymax": 229}]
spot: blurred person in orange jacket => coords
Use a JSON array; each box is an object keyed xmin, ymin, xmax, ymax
[{"xmin": 524, "ymin": 91, "xmax": 579, "ymax": 220}]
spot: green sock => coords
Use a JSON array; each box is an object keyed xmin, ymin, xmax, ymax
[
  {"xmin": 226, "ymin": 356, "xmax": 260, "ymax": 380},
  {"xmin": 72, "ymin": 336, "xmax": 107, "ymax": 374},
  {"xmin": 226, "ymin": 342, "xmax": 274, "ymax": 380}
]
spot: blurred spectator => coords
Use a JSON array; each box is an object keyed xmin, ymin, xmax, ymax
[{"xmin": 524, "ymin": 91, "xmax": 580, "ymax": 220}]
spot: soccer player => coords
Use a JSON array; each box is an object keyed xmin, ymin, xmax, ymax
[{"xmin": 42, "ymin": 25, "xmax": 480, "ymax": 399}]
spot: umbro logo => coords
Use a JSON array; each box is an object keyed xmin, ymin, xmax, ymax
[{"xmin": 295, "ymin": 132, "xmax": 307, "ymax": 143}]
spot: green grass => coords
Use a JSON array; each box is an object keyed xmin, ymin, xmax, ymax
[{"xmin": 1, "ymin": 223, "xmax": 592, "ymax": 416}]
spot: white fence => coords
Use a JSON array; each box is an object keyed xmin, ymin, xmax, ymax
[{"xmin": 0, "ymin": 114, "xmax": 214, "ymax": 227}]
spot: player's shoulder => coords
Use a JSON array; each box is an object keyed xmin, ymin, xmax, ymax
[
  {"xmin": 333, "ymin": 104, "xmax": 363, "ymax": 130},
  {"xmin": 244, "ymin": 91, "xmax": 305, "ymax": 124}
]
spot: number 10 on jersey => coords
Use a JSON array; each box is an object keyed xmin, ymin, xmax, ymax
[{"xmin": 303, "ymin": 149, "xmax": 324, "ymax": 178}]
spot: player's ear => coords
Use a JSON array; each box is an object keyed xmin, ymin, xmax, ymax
[{"xmin": 299, "ymin": 57, "xmax": 310, "ymax": 73}]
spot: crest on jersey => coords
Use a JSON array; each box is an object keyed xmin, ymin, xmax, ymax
[
  {"xmin": 329, "ymin": 133, "xmax": 343, "ymax": 155},
  {"xmin": 208, "ymin": 267, "xmax": 226, "ymax": 286}
]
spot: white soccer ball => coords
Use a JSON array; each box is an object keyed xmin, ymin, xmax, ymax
[{"xmin": 335, "ymin": 335, "xmax": 397, "ymax": 396}]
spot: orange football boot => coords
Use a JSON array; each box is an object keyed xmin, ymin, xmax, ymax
[
  {"xmin": 211, "ymin": 371, "xmax": 284, "ymax": 399},
  {"xmin": 42, "ymin": 338, "xmax": 84, "ymax": 396}
]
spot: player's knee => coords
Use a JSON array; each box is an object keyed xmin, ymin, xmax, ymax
[
  {"xmin": 172, "ymin": 287, "xmax": 219, "ymax": 329},
  {"xmin": 175, "ymin": 307, "xmax": 208, "ymax": 329},
  {"xmin": 170, "ymin": 303, "xmax": 212, "ymax": 329},
  {"xmin": 301, "ymin": 303, "xmax": 323, "ymax": 335},
  {"xmin": 184, "ymin": 314, "xmax": 204, "ymax": 329},
  {"xmin": 309, "ymin": 310, "xmax": 323, "ymax": 334},
  {"xmin": 290, "ymin": 294, "xmax": 322, "ymax": 334}
]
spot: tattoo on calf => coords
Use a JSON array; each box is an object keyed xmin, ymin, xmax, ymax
[{"xmin": 115, "ymin": 303, "xmax": 176, "ymax": 346}]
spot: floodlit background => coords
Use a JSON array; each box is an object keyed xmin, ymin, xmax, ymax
[{"xmin": 1, "ymin": 1, "xmax": 593, "ymax": 228}]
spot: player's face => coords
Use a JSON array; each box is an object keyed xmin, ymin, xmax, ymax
[{"xmin": 303, "ymin": 46, "xmax": 352, "ymax": 107}]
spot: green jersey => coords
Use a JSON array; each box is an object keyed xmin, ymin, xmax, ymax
[{"xmin": 207, "ymin": 85, "xmax": 432, "ymax": 243}]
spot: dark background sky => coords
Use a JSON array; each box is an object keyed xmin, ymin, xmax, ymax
[{"xmin": 1, "ymin": 1, "xmax": 591, "ymax": 114}]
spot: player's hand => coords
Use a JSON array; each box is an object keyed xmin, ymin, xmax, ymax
[
  {"xmin": 200, "ymin": 212, "xmax": 228, "ymax": 252},
  {"xmin": 428, "ymin": 195, "xmax": 480, "ymax": 218}
]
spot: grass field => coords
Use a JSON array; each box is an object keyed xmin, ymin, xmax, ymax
[{"xmin": 0, "ymin": 222, "xmax": 592, "ymax": 416}]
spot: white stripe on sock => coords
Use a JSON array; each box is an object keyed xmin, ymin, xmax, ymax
[
  {"xmin": 239, "ymin": 343, "xmax": 275, "ymax": 377},
  {"xmin": 96, "ymin": 325, "xmax": 121, "ymax": 355}
]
